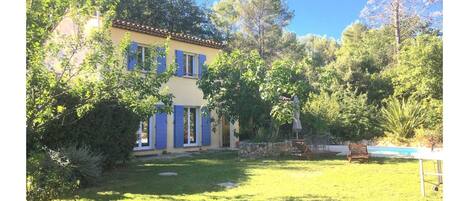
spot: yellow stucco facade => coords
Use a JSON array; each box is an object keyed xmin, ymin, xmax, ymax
[{"xmin": 110, "ymin": 27, "xmax": 239, "ymax": 156}]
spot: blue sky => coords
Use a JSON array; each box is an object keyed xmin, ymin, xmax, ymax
[
  {"xmin": 196, "ymin": 0, "xmax": 369, "ymax": 40},
  {"xmin": 285, "ymin": 0, "xmax": 368, "ymax": 39}
]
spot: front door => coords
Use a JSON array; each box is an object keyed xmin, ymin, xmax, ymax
[{"xmin": 222, "ymin": 117, "xmax": 230, "ymax": 147}]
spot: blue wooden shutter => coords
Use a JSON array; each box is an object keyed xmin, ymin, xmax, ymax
[
  {"xmin": 198, "ymin": 54, "xmax": 206, "ymax": 79},
  {"xmin": 156, "ymin": 47, "xmax": 166, "ymax": 74},
  {"xmin": 201, "ymin": 108, "xmax": 211, "ymax": 146},
  {"xmin": 173, "ymin": 105, "xmax": 184, "ymax": 148},
  {"xmin": 175, "ymin": 50, "xmax": 184, "ymax": 77},
  {"xmin": 155, "ymin": 106, "xmax": 167, "ymax": 149},
  {"xmin": 127, "ymin": 42, "xmax": 138, "ymax": 70}
]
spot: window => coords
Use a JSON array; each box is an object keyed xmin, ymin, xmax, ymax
[
  {"xmin": 183, "ymin": 107, "xmax": 199, "ymax": 146},
  {"xmin": 183, "ymin": 53, "xmax": 197, "ymax": 77},
  {"xmin": 135, "ymin": 118, "xmax": 152, "ymax": 149},
  {"xmin": 136, "ymin": 45, "xmax": 151, "ymax": 71}
]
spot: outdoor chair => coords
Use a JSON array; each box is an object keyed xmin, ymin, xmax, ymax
[
  {"xmin": 291, "ymin": 139, "xmax": 314, "ymax": 160},
  {"xmin": 347, "ymin": 143, "xmax": 369, "ymax": 163}
]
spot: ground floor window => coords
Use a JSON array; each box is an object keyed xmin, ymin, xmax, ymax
[
  {"xmin": 135, "ymin": 118, "xmax": 151, "ymax": 149},
  {"xmin": 184, "ymin": 107, "xmax": 199, "ymax": 146}
]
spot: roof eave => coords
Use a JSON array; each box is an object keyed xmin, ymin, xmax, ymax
[{"xmin": 112, "ymin": 19, "xmax": 225, "ymax": 49}]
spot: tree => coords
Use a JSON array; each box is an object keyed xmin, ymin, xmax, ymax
[
  {"xmin": 277, "ymin": 31, "xmax": 306, "ymax": 62},
  {"xmin": 341, "ymin": 23, "xmax": 369, "ymax": 45},
  {"xmin": 116, "ymin": 0, "xmax": 223, "ymax": 40},
  {"xmin": 27, "ymin": 0, "xmax": 206, "ymax": 198},
  {"xmin": 385, "ymin": 34, "xmax": 442, "ymax": 100},
  {"xmin": 197, "ymin": 50, "xmax": 270, "ymax": 138},
  {"xmin": 330, "ymin": 23, "xmax": 374, "ymax": 97},
  {"xmin": 27, "ymin": 0, "xmax": 175, "ymax": 153},
  {"xmin": 260, "ymin": 59, "xmax": 311, "ymax": 125},
  {"xmin": 383, "ymin": 34, "xmax": 442, "ymax": 136},
  {"xmin": 212, "ymin": 0, "xmax": 294, "ymax": 62},
  {"xmin": 360, "ymin": 0, "xmax": 442, "ymax": 52},
  {"xmin": 328, "ymin": 23, "xmax": 395, "ymax": 105},
  {"xmin": 199, "ymin": 50, "xmax": 311, "ymax": 140},
  {"xmin": 210, "ymin": 0, "xmax": 239, "ymax": 41},
  {"xmin": 27, "ymin": 0, "xmax": 118, "ymax": 152},
  {"xmin": 27, "ymin": 0, "xmax": 69, "ymax": 67},
  {"xmin": 301, "ymin": 35, "xmax": 339, "ymax": 68}
]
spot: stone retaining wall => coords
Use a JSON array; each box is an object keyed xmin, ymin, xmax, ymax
[{"xmin": 238, "ymin": 141, "xmax": 293, "ymax": 159}]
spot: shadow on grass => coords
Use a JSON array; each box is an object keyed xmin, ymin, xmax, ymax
[
  {"xmin": 70, "ymin": 151, "xmax": 418, "ymax": 200},
  {"xmin": 276, "ymin": 194, "xmax": 342, "ymax": 201},
  {"xmin": 232, "ymin": 154, "xmax": 417, "ymax": 172},
  {"xmin": 72, "ymin": 151, "xmax": 250, "ymax": 200},
  {"xmin": 205, "ymin": 194, "xmax": 341, "ymax": 201}
]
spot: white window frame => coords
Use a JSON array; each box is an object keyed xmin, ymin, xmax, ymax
[
  {"xmin": 183, "ymin": 52, "xmax": 198, "ymax": 78},
  {"xmin": 184, "ymin": 107, "xmax": 200, "ymax": 147},
  {"xmin": 134, "ymin": 116, "xmax": 153, "ymax": 151},
  {"xmin": 136, "ymin": 44, "xmax": 151, "ymax": 72}
]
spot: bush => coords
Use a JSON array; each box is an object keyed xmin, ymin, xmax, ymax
[
  {"xmin": 27, "ymin": 151, "xmax": 79, "ymax": 201},
  {"xmin": 68, "ymin": 100, "xmax": 140, "ymax": 168},
  {"xmin": 380, "ymin": 97, "xmax": 426, "ymax": 140},
  {"xmin": 421, "ymin": 98, "xmax": 443, "ymax": 129},
  {"xmin": 27, "ymin": 145, "xmax": 104, "ymax": 200},
  {"xmin": 303, "ymin": 91, "xmax": 340, "ymax": 136},
  {"xmin": 304, "ymin": 87, "xmax": 380, "ymax": 142},
  {"xmin": 44, "ymin": 100, "xmax": 140, "ymax": 169},
  {"xmin": 414, "ymin": 126, "xmax": 443, "ymax": 149},
  {"xmin": 335, "ymin": 88, "xmax": 381, "ymax": 141},
  {"xmin": 61, "ymin": 145, "xmax": 103, "ymax": 187}
]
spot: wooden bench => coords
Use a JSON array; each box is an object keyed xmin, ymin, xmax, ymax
[{"xmin": 347, "ymin": 143, "xmax": 369, "ymax": 163}]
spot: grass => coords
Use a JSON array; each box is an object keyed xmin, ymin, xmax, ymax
[{"xmin": 66, "ymin": 151, "xmax": 442, "ymax": 201}]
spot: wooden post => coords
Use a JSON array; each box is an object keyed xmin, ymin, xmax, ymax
[{"xmin": 419, "ymin": 159, "xmax": 425, "ymax": 196}]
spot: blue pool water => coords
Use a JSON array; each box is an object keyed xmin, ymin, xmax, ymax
[{"xmin": 367, "ymin": 146, "xmax": 419, "ymax": 156}]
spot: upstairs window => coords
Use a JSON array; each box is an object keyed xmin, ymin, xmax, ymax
[
  {"xmin": 136, "ymin": 45, "xmax": 151, "ymax": 71},
  {"xmin": 183, "ymin": 53, "xmax": 197, "ymax": 77}
]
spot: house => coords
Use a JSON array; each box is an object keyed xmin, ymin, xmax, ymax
[
  {"xmin": 54, "ymin": 17, "xmax": 239, "ymax": 156},
  {"xmin": 111, "ymin": 20, "xmax": 239, "ymax": 155}
]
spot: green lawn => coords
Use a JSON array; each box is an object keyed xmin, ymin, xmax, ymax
[{"xmin": 67, "ymin": 151, "xmax": 442, "ymax": 201}]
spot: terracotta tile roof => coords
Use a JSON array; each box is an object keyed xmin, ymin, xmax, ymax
[{"xmin": 112, "ymin": 19, "xmax": 225, "ymax": 49}]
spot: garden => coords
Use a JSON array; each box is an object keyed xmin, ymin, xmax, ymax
[
  {"xmin": 26, "ymin": 0, "xmax": 442, "ymax": 200},
  {"xmin": 68, "ymin": 151, "xmax": 442, "ymax": 201}
]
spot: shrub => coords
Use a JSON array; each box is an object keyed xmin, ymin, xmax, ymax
[
  {"xmin": 335, "ymin": 88, "xmax": 381, "ymax": 141},
  {"xmin": 61, "ymin": 145, "xmax": 103, "ymax": 187},
  {"xmin": 414, "ymin": 126, "xmax": 443, "ymax": 149},
  {"xmin": 421, "ymin": 98, "xmax": 443, "ymax": 129},
  {"xmin": 304, "ymin": 87, "xmax": 380, "ymax": 142},
  {"xmin": 68, "ymin": 100, "xmax": 140, "ymax": 169},
  {"xmin": 44, "ymin": 100, "xmax": 140, "ymax": 169},
  {"xmin": 27, "ymin": 151, "xmax": 79, "ymax": 201},
  {"xmin": 380, "ymin": 97, "xmax": 426, "ymax": 139},
  {"xmin": 303, "ymin": 91, "xmax": 340, "ymax": 136}
]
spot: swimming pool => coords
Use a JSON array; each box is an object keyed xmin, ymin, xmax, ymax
[
  {"xmin": 325, "ymin": 145, "xmax": 430, "ymax": 158},
  {"xmin": 367, "ymin": 146, "xmax": 419, "ymax": 156}
]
